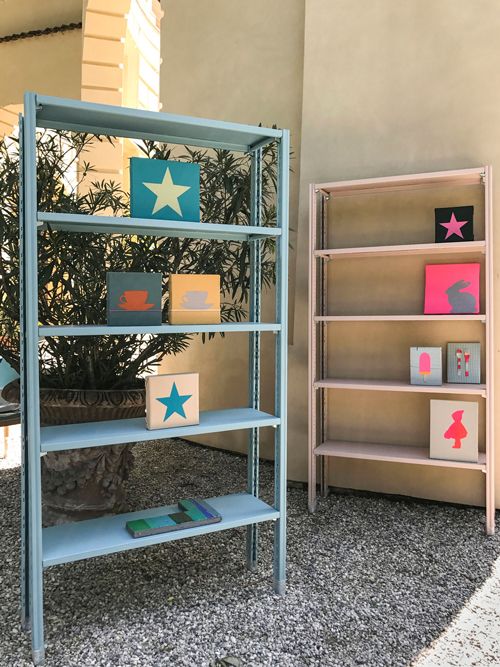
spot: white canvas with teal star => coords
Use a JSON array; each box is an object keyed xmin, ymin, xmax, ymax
[
  {"xmin": 130, "ymin": 157, "xmax": 200, "ymax": 222},
  {"xmin": 145, "ymin": 372, "xmax": 199, "ymax": 430}
]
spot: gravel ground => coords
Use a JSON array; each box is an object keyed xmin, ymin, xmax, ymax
[{"xmin": 1, "ymin": 439, "xmax": 499, "ymax": 667}]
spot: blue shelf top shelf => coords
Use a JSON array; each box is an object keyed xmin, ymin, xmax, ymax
[
  {"xmin": 40, "ymin": 407, "xmax": 280, "ymax": 453},
  {"xmin": 33, "ymin": 94, "xmax": 282, "ymax": 152},
  {"xmin": 39, "ymin": 322, "xmax": 281, "ymax": 337},
  {"xmin": 37, "ymin": 212, "xmax": 281, "ymax": 241},
  {"xmin": 42, "ymin": 492, "xmax": 279, "ymax": 567}
]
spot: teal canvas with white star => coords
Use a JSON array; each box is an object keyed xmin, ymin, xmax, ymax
[
  {"xmin": 130, "ymin": 157, "xmax": 200, "ymax": 222},
  {"xmin": 145, "ymin": 372, "xmax": 199, "ymax": 429}
]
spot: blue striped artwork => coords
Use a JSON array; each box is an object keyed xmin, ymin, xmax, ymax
[{"xmin": 126, "ymin": 498, "xmax": 221, "ymax": 538}]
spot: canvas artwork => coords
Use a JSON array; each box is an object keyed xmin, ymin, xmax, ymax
[
  {"xmin": 435, "ymin": 206, "xmax": 474, "ymax": 243},
  {"xmin": 145, "ymin": 372, "xmax": 199, "ymax": 429},
  {"xmin": 410, "ymin": 347, "xmax": 442, "ymax": 385},
  {"xmin": 107, "ymin": 272, "xmax": 162, "ymax": 326},
  {"xmin": 169, "ymin": 274, "xmax": 221, "ymax": 324},
  {"xmin": 430, "ymin": 399, "xmax": 479, "ymax": 463},
  {"xmin": 424, "ymin": 263, "xmax": 480, "ymax": 314},
  {"xmin": 447, "ymin": 342, "xmax": 481, "ymax": 384},
  {"xmin": 130, "ymin": 157, "xmax": 200, "ymax": 222},
  {"xmin": 126, "ymin": 498, "xmax": 221, "ymax": 538}
]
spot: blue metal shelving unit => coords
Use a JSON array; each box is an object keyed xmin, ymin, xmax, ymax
[{"xmin": 20, "ymin": 93, "xmax": 289, "ymax": 665}]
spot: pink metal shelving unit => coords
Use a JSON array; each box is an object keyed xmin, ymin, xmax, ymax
[{"xmin": 308, "ymin": 167, "xmax": 495, "ymax": 534}]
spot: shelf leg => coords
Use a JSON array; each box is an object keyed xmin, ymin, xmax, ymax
[
  {"xmin": 273, "ymin": 424, "xmax": 286, "ymax": 595},
  {"xmin": 20, "ymin": 431, "xmax": 31, "ymax": 632},
  {"xmin": 246, "ymin": 148, "xmax": 262, "ymax": 572},
  {"xmin": 484, "ymin": 165, "xmax": 495, "ymax": 535},
  {"xmin": 308, "ymin": 454, "xmax": 317, "ymax": 513},
  {"xmin": 28, "ymin": 473, "xmax": 45, "ymax": 662},
  {"xmin": 22, "ymin": 93, "xmax": 45, "ymax": 662},
  {"xmin": 18, "ymin": 114, "xmax": 31, "ymax": 634},
  {"xmin": 486, "ymin": 460, "xmax": 495, "ymax": 535},
  {"xmin": 32, "ymin": 648, "xmax": 45, "ymax": 666},
  {"xmin": 308, "ymin": 184, "xmax": 318, "ymax": 514},
  {"xmin": 246, "ymin": 429, "xmax": 259, "ymax": 571},
  {"xmin": 318, "ymin": 194, "xmax": 329, "ymax": 502},
  {"xmin": 273, "ymin": 131, "xmax": 289, "ymax": 595},
  {"xmin": 319, "ymin": 456, "xmax": 329, "ymax": 498},
  {"xmin": 273, "ymin": 500, "xmax": 286, "ymax": 594}
]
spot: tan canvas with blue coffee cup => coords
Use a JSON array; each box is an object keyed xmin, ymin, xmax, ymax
[{"xmin": 168, "ymin": 274, "xmax": 220, "ymax": 324}]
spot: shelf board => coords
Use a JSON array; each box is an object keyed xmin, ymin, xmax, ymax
[
  {"xmin": 315, "ymin": 314, "xmax": 486, "ymax": 322},
  {"xmin": 42, "ymin": 492, "xmax": 279, "ymax": 566},
  {"xmin": 314, "ymin": 378, "xmax": 486, "ymax": 396},
  {"xmin": 314, "ymin": 440, "xmax": 487, "ymax": 471},
  {"xmin": 35, "ymin": 94, "xmax": 282, "ymax": 152},
  {"xmin": 39, "ymin": 322, "xmax": 281, "ymax": 337},
  {"xmin": 38, "ymin": 212, "xmax": 281, "ymax": 242},
  {"xmin": 41, "ymin": 408, "xmax": 280, "ymax": 453},
  {"xmin": 314, "ymin": 240, "xmax": 486, "ymax": 259},
  {"xmin": 315, "ymin": 167, "xmax": 485, "ymax": 196}
]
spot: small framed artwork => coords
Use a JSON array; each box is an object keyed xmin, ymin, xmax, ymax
[
  {"xmin": 447, "ymin": 342, "xmax": 481, "ymax": 384},
  {"xmin": 435, "ymin": 206, "xmax": 474, "ymax": 243},
  {"xmin": 430, "ymin": 399, "xmax": 478, "ymax": 463},
  {"xmin": 145, "ymin": 372, "xmax": 199, "ymax": 429},
  {"xmin": 107, "ymin": 272, "xmax": 162, "ymax": 326},
  {"xmin": 130, "ymin": 157, "xmax": 200, "ymax": 222},
  {"xmin": 169, "ymin": 274, "xmax": 220, "ymax": 324},
  {"xmin": 410, "ymin": 347, "xmax": 442, "ymax": 385},
  {"xmin": 424, "ymin": 263, "xmax": 480, "ymax": 314}
]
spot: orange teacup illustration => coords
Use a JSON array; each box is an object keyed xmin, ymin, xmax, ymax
[{"xmin": 118, "ymin": 290, "xmax": 155, "ymax": 311}]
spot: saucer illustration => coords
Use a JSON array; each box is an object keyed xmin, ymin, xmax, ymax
[
  {"xmin": 181, "ymin": 290, "xmax": 213, "ymax": 310},
  {"xmin": 118, "ymin": 290, "xmax": 155, "ymax": 311}
]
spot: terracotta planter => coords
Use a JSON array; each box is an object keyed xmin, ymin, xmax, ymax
[{"xmin": 3, "ymin": 382, "xmax": 144, "ymax": 525}]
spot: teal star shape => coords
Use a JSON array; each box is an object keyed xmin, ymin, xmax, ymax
[{"xmin": 156, "ymin": 382, "xmax": 192, "ymax": 422}]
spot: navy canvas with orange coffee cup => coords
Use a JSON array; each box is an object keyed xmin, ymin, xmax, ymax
[{"xmin": 107, "ymin": 272, "xmax": 162, "ymax": 326}]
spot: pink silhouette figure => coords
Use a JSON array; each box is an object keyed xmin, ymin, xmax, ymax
[{"xmin": 444, "ymin": 410, "xmax": 468, "ymax": 449}]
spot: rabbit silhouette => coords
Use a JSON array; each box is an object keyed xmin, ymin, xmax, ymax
[{"xmin": 445, "ymin": 279, "xmax": 476, "ymax": 313}]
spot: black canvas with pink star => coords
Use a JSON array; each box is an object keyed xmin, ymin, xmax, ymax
[{"xmin": 435, "ymin": 205, "xmax": 474, "ymax": 243}]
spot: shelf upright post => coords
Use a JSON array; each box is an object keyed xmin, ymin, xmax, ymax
[
  {"xmin": 484, "ymin": 165, "xmax": 495, "ymax": 535},
  {"xmin": 319, "ymin": 194, "xmax": 329, "ymax": 498},
  {"xmin": 247, "ymin": 147, "xmax": 263, "ymax": 570},
  {"xmin": 21, "ymin": 92, "xmax": 45, "ymax": 665},
  {"xmin": 273, "ymin": 130, "xmax": 289, "ymax": 594},
  {"xmin": 308, "ymin": 185, "xmax": 318, "ymax": 512},
  {"xmin": 18, "ymin": 113, "xmax": 31, "ymax": 634}
]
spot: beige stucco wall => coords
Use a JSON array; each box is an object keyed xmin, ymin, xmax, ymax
[
  {"xmin": 292, "ymin": 0, "xmax": 500, "ymax": 507},
  {"xmin": 159, "ymin": 0, "xmax": 305, "ymax": 460},
  {"xmin": 160, "ymin": 0, "xmax": 500, "ymax": 509}
]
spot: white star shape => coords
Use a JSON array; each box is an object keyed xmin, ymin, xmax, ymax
[{"xmin": 143, "ymin": 167, "xmax": 191, "ymax": 216}]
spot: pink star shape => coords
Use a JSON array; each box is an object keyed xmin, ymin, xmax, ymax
[{"xmin": 440, "ymin": 212, "xmax": 468, "ymax": 240}]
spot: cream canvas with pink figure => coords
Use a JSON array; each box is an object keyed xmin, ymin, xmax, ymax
[
  {"xmin": 424, "ymin": 263, "xmax": 480, "ymax": 315},
  {"xmin": 430, "ymin": 399, "xmax": 478, "ymax": 463}
]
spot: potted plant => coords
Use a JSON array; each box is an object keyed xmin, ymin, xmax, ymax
[{"xmin": 0, "ymin": 130, "xmax": 277, "ymax": 524}]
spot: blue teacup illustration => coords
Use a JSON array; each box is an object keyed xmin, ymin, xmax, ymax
[{"xmin": 181, "ymin": 290, "xmax": 213, "ymax": 310}]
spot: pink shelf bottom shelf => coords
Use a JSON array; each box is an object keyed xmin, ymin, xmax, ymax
[{"xmin": 314, "ymin": 440, "xmax": 486, "ymax": 471}]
